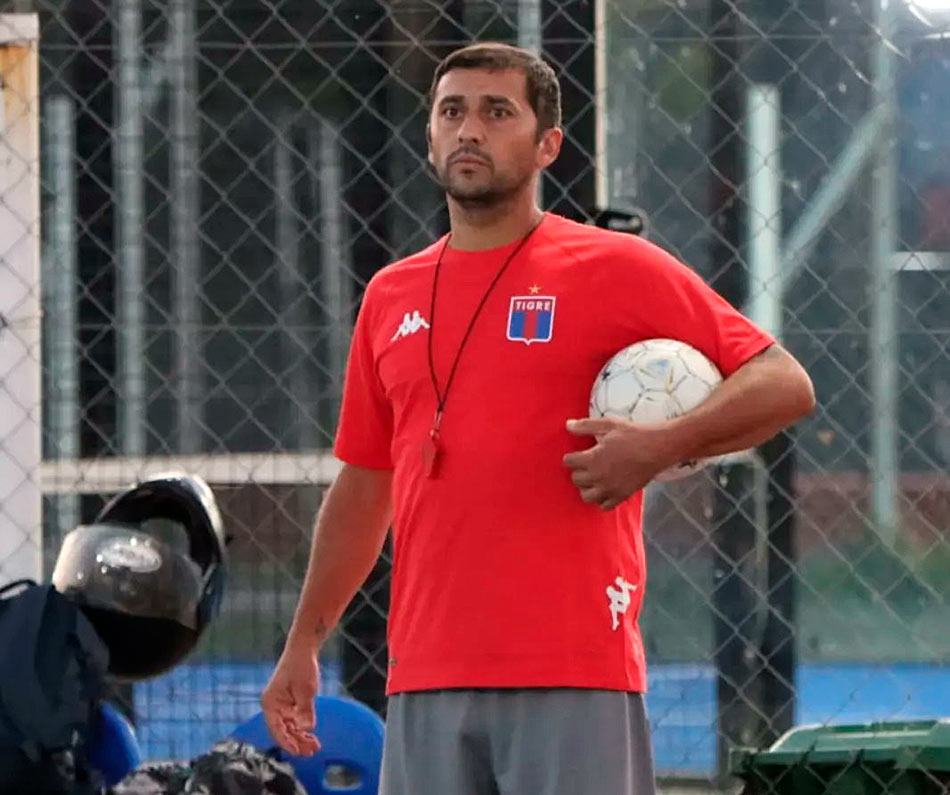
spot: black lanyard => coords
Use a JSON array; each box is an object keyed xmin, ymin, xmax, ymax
[{"xmin": 422, "ymin": 216, "xmax": 545, "ymax": 478}]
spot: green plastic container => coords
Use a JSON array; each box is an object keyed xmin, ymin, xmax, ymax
[{"xmin": 730, "ymin": 720, "xmax": 950, "ymax": 795}]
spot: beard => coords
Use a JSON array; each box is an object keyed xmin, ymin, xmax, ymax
[{"xmin": 433, "ymin": 158, "xmax": 533, "ymax": 208}]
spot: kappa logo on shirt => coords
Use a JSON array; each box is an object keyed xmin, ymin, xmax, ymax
[
  {"xmin": 391, "ymin": 310, "xmax": 430, "ymax": 342},
  {"xmin": 606, "ymin": 575, "xmax": 638, "ymax": 631}
]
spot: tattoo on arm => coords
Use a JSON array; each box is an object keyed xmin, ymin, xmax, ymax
[
  {"xmin": 313, "ymin": 617, "xmax": 330, "ymax": 642},
  {"xmin": 736, "ymin": 344, "xmax": 785, "ymax": 370},
  {"xmin": 751, "ymin": 344, "xmax": 782, "ymax": 362}
]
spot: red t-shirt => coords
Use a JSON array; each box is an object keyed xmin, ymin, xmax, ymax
[{"xmin": 333, "ymin": 213, "xmax": 773, "ymax": 694}]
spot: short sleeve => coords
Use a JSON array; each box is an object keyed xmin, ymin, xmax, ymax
[
  {"xmin": 332, "ymin": 282, "xmax": 394, "ymax": 468},
  {"xmin": 628, "ymin": 240, "xmax": 775, "ymax": 377}
]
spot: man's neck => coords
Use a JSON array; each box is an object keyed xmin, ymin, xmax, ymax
[{"xmin": 446, "ymin": 191, "xmax": 544, "ymax": 251}]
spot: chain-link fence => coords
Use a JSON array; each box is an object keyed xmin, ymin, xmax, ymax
[{"xmin": 1, "ymin": 0, "xmax": 950, "ymax": 787}]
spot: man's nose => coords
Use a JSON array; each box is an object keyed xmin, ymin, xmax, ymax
[{"xmin": 457, "ymin": 113, "xmax": 486, "ymax": 143}]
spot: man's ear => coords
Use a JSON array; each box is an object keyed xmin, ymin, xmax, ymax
[
  {"xmin": 426, "ymin": 122, "xmax": 435, "ymax": 166},
  {"xmin": 537, "ymin": 126, "xmax": 564, "ymax": 170}
]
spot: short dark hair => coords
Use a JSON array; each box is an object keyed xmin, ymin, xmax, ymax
[{"xmin": 429, "ymin": 42, "xmax": 562, "ymax": 134}]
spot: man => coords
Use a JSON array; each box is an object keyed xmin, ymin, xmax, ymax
[{"xmin": 261, "ymin": 42, "xmax": 815, "ymax": 795}]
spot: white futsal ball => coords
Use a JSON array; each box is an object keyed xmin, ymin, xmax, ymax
[{"xmin": 589, "ymin": 338, "xmax": 723, "ymax": 482}]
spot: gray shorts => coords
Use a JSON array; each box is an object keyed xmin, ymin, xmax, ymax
[{"xmin": 379, "ymin": 689, "xmax": 656, "ymax": 795}]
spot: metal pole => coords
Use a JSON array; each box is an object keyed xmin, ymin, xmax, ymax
[
  {"xmin": 780, "ymin": 105, "xmax": 886, "ymax": 291},
  {"xmin": 707, "ymin": 0, "xmax": 764, "ymax": 780},
  {"xmin": 317, "ymin": 120, "xmax": 352, "ymax": 430},
  {"xmin": 745, "ymin": 82, "xmax": 799, "ymax": 747},
  {"xmin": 746, "ymin": 84, "xmax": 782, "ymax": 339},
  {"xmin": 869, "ymin": 0, "xmax": 900, "ymax": 545},
  {"xmin": 115, "ymin": 0, "xmax": 146, "ymax": 456},
  {"xmin": 142, "ymin": 40, "xmax": 172, "ymax": 112},
  {"xmin": 593, "ymin": 0, "xmax": 608, "ymax": 209},
  {"xmin": 386, "ymin": 6, "xmax": 453, "ymax": 255},
  {"xmin": 275, "ymin": 115, "xmax": 310, "ymax": 449},
  {"xmin": 170, "ymin": 0, "xmax": 202, "ymax": 454},
  {"xmin": 518, "ymin": 0, "xmax": 543, "ymax": 206},
  {"xmin": 603, "ymin": 25, "xmax": 645, "ymax": 210},
  {"xmin": 517, "ymin": 0, "xmax": 541, "ymax": 52},
  {"xmin": 541, "ymin": 0, "xmax": 596, "ymax": 219},
  {"xmin": 0, "ymin": 13, "xmax": 41, "ymax": 584},
  {"xmin": 44, "ymin": 96, "xmax": 80, "ymax": 535}
]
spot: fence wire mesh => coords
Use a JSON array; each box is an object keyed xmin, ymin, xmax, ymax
[{"xmin": 0, "ymin": 0, "xmax": 949, "ymax": 785}]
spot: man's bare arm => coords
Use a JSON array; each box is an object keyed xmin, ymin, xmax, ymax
[
  {"xmin": 564, "ymin": 344, "xmax": 815, "ymax": 510},
  {"xmin": 660, "ymin": 344, "xmax": 815, "ymax": 462},
  {"xmin": 285, "ymin": 462, "xmax": 393, "ymax": 652}
]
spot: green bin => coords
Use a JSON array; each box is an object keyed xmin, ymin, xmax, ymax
[{"xmin": 730, "ymin": 720, "xmax": 950, "ymax": 795}]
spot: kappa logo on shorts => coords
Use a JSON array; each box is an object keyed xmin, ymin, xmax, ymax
[{"xmin": 506, "ymin": 295, "xmax": 556, "ymax": 345}]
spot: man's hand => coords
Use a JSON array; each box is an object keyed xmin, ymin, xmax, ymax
[
  {"xmin": 563, "ymin": 417, "xmax": 677, "ymax": 510},
  {"xmin": 261, "ymin": 635, "xmax": 322, "ymax": 757}
]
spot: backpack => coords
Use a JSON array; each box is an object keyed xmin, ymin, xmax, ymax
[
  {"xmin": 0, "ymin": 579, "xmax": 110, "ymax": 795},
  {"xmin": 110, "ymin": 740, "xmax": 307, "ymax": 795}
]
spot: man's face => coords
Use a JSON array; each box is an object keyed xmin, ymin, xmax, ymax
[{"xmin": 427, "ymin": 67, "xmax": 561, "ymax": 207}]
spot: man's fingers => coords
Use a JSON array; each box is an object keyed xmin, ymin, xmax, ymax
[
  {"xmin": 292, "ymin": 730, "xmax": 321, "ymax": 756},
  {"xmin": 301, "ymin": 735, "xmax": 321, "ymax": 754},
  {"xmin": 263, "ymin": 683, "xmax": 320, "ymax": 757},
  {"xmin": 571, "ymin": 470, "xmax": 596, "ymax": 488},
  {"xmin": 566, "ymin": 417, "xmax": 618, "ymax": 436},
  {"xmin": 563, "ymin": 448, "xmax": 595, "ymax": 469},
  {"xmin": 279, "ymin": 724, "xmax": 304, "ymax": 755},
  {"xmin": 262, "ymin": 692, "xmax": 292, "ymax": 745},
  {"xmin": 267, "ymin": 711, "xmax": 301, "ymax": 755},
  {"xmin": 291, "ymin": 684, "xmax": 316, "ymax": 730},
  {"xmin": 578, "ymin": 485, "xmax": 627, "ymax": 509},
  {"xmin": 270, "ymin": 711, "xmax": 299, "ymax": 753},
  {"xmin": 285, "ymin": 718, "xmax": 320, "ymax": 756},
  {"xmin": 287, "ymin": 681, "xmax": 319, "ymax": 755},
  {"xmin": 579, "ymin": 486, "xmax": 606, "ymax": 504},
  {"xmin": 277, "ymin": 713, "xmax": 320, "ymax": 757}
]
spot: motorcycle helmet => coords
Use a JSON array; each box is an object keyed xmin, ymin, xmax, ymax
[{"xmin": 52, "ymin": 473, "xmax": 228, "ymax": 680}]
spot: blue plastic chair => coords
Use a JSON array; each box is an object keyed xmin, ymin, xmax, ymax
[
  {"xmin": 87, "ymin": 700, "xmax": 143, "ymax": 786},
  {"xmin": 231, "ymin": 694, "xmax": 385, "ymax": 795}
]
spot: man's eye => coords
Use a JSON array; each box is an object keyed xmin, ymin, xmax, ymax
[
  {"xmin": 442, "ymin": 107, "xmax": 461, "ymax": 118},
  {"xmin": 490, "ymin": 107, "xmax": 512, "ymax": 118}
]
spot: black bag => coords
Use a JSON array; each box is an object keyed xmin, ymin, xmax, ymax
[
  {"xmin": 0, "ymin": 579, "xmax": 110, "ymax": 795},
  {"xmin": 110, "ymin": 740, "xmax": 307, "ymax": 795}
]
